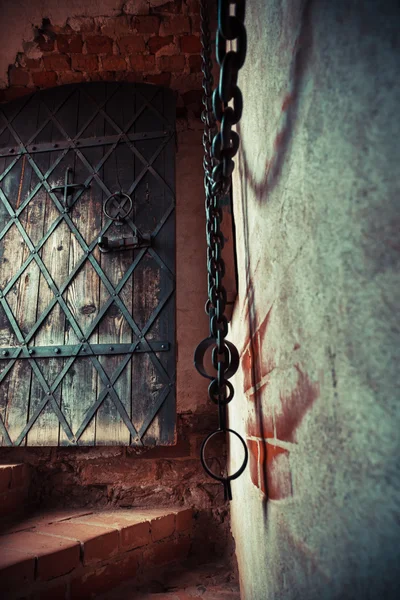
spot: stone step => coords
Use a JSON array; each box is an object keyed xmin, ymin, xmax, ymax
[
  {"xmin": 0, "ymin": 506, "xmax": 193, "ymax": 599},
  {"xmin": 0, "ymin": 464, "xmax": 31, "ymax": 519}
]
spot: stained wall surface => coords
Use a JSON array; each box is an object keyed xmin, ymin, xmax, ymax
[{"xmin": 228, "ymin": 1, "xmax": 400, "ymax": 599}]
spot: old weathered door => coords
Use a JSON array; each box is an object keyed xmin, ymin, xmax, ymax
[{"xmin": 0, "ymin": 82, "xmax": 175, "ymax": 446}]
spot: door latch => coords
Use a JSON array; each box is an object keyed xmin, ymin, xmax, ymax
[{"xmin": 98, "ymin": 233, "xmax": 151, "ymax": 253}]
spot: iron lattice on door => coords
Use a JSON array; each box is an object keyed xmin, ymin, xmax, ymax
[{"xmin": 0, "ymin": 82, "xmax": 176, "ymax": 447}]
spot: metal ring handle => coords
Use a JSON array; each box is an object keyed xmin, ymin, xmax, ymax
[
  {"xmin": 103, "ymin": 192, "xmax": 133, "ymax": 221},
  {"xmin": 201, "ymin": 428, "xmax": 248, "ymax": 484}
]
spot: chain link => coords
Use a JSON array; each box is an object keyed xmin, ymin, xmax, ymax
[{"xmin": 195, "ymin": 0, "xmax": 248, "ymax": 501}]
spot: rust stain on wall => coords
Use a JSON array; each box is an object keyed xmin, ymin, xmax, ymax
[
  {"xmin": 241, "ymin": 305, "xmax": 275, "ymax": 400},
  {"xmin": 242, "ymin": 303, "xmax": 319, "ymax": 499},
  {"xmin": 248, "ymin": 438, "xmax": 292, "ymax": 500}
]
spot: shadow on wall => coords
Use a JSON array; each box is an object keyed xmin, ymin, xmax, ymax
[
  {"xmin": 235, "ymin": 0, "xmax": 319, "ymax": 515},
  {"xmin": 237, "ymin": 0, "xmax": 313, "ymax": 202}
]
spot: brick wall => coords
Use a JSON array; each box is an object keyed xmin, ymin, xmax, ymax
[
  {"xmin": 0, "ymin": 0, "xmax": 204, "ymax": 127},
  {"xmin": 0, "ymin": 464, "xmax": 31, "ymax": 518}
]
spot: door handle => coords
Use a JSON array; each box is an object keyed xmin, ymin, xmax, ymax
[{"xmin": 98, "ymin": 233, "xmax": 151, "ymax": 253}]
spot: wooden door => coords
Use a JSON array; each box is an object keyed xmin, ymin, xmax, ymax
[{"xmin": 0, "ymin": 82, "xmax": 176, "ymax": 446}]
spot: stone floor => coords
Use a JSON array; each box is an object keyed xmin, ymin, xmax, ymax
[{"xmin": 99, "ymin": 561, "xmax": 241, "ymax": 599}]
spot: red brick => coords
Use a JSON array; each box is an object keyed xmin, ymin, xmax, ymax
[
  {"xmin": 32, "ymin": 581, "xmax": 67, "ymax": 600},
  {"xmin": 118, "ymin": 35, "xmax": 146, "ymax": 54},
  {"xmin": 71, "ymin": 54, "xmax": 98, "ymax": 72},
  {"xmin": 182, "ymin": 89, "xmax": 203, "ymax": 106},
  {"xmin": 91, "ymin": 71, "xmax": 116, "ymax": 82},
  {"xmin": 0, "ymin": 531, "xmax": 80, "ymax": 580},
  {"xmin": 25, "ymin": 58, "xmax": 43, "ymax": 69},
  {"xmin": 0, "ymin": 465, "xmax": 11, "ymax": 492},
  {"xmin": 190, "ymin": 430, "xmax": 226, "ymax": 458},
  {"xmin": 120, "ymin": 520, "xmax": 150, "ymax": 550},
  {"xmin": 124, "ymin": 0, "xmax": 149, "ymax": 15},
  {"xmin": 100, "ymin": 16, "xmax": 131, "ymax": 37},
  {"xmin": 175, "ymin": 508, "xmax": 192, "ymax": 533},
  {"xmin": 36, "ymin": 521, "xmax": 119, "ymax": 566},
  {"xmin": 1, "ymin": 509, "xmax": 95, "ymax": 535},
  {"xmin": 68, "ymin": 16, "xmax": 95, "ymax": 33},
  {"xmin": 143, "ymin": 537, "xmax": 191, "ymax": 566},
  {"xmin": 190, "ymin": 14, "xmax": 201, "ymax": 33},
  {"xmin": 186, "ymin": 0, "xmax": 200, "ymax": 13},
  {"xmin": 176, "ymin": 106, "xmax": 188, "ymax": 119},
  {"xmin": 56, "ymin": 34, "xmax": 83, "ymax": 53},
  {"xmin": 148, "ymin": 35, "xmax": 174, "ymax": 54},
  {"xmin": 151, "ymin": 0, "xmax": 183, "ymax": 14},
  {"xmin": 102, "ymin": 56, "xmax": 127, "ymax": 71},
  {"xmin": 247, "ymin": 439, "xmax": 260, "ymax": 493},
  {"xmin": 159, "ymin": 16, "xmax": 190, "ymax": 36},
  {"xmin": 10, "ymin": 463, "xmax": 29, "ymax": 489},
  {"xmin": 264, "ymin": 442, "xmax": 293, "ymax": 500},
  {"xmin": 85, "ymin": 35, "xmax": 113, "ymax": 54},
  {"xmin": 178, "ymin": 412, "xmax": 219, "ymax": 435},
  {"xmin": 58, "ymin": 72, "xmax": 86, "ymax": 84},
  {"xmin": 123, "ymin": 72, "xmax": 144, "ymax": 83},
  {"xmin": 70, "ymin": 550, "xmax": 141, "ymax": 599},
  {"xmin": 181, "ymin": 35, "xmax": 201, "ymax": 54},
  {"xmin": 151, "ymin": 513, "xmax": 175, "ymax": 542},
  {"xmin": 0, "ymin": 87, "xmax": 33, "ymax": 103},
  {"xmin": 134, "ymin": 16, "xmax": 160, "ymax": 34},
  {"xmin": 127, "ymin": 439, "xmax": 190, "ymax": 459},
  {"xmin": 188, "ymin": 54, "xmax": 202, "ymax": 72},
  {"xmin": 36, "ymin": 34, "xmax": 54, "ymax": 52},
  {"xmin": 130, "ymin": 54, "xmax": 156, "ymax": 72},
  {"xmin": 0, "ymin": 489, "xmax": 24, "ymax": 518},
  {"xmin": 0, "ymin": 547, "xmax": 35, "ymax": 593},
  {"xmin": 158, "ymin": 55, "xmax": 185, "ymax": 72},
  {"xmin": 75, "ymin": 513, "xmax": 151, "ymax": 551},
  {"xmin": 43, "ymin": 54, "xmax": 71, "ymax": 71},
  {"xmin": 9, "ymin": 67, "xmax": 30, "ymax": 87}
]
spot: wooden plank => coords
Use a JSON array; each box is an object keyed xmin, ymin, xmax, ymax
[
  {"xmin": 95, "ymin": 83, "xmax": 133, "ymax": 445},
  {"xmin": 61, "ymin": 84, "xmax": 104, "ymax": 446},
  {"xmin": 131, "ymin": 85, "xmax": 176, "ymax": 445},
  {"xmin": 0, "ymin": 126, "xmax": 20, "ymax": 445},
  {"xmin": 26, "ymin": 89, "xmax": 79, "ymax": 445},
  {"xmin": 26, "ymin": 136, "xmax": 73, "ymax": 444},
  {"xmin": 1, "ymin": 94, "xmax": 43, "ymax": 445},
  {"xmin": 150, "ymin": 87, "xmax": 176, "ymax": 444}
]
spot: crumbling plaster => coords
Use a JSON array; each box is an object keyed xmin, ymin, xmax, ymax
[{"xmin": 0, "ymin": 1, "xmax": 164, "ymax": 88}]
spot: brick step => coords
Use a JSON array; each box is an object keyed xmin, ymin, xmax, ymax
[
  {"xmin": 0, "ymin": 464, "xmax": 31, "ymax": 519},
  {"xmin": 0, "ymin": 506, "xmax": 193, "ymax": 599}
]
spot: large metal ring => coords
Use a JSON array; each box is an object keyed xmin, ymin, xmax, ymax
[
  {"xmin": 194, "ymin": 336, "xmax": 239, "ymax": 380},
  {"xmin": 103, "ymin": 192, "xmax": 133, "ymax": 221},
  {"xmin": 200, "ymin": 428, "xmax": 248, "ymax": 486}
]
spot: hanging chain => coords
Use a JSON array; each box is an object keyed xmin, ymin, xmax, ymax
[{"xmin": 194, "ymin": 0, "xmax": 248, "ymax": 501}]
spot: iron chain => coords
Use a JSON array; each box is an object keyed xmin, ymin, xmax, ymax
[{"xmin": 195, "ymin": 0, "xmax": 248, "ymax": 501}]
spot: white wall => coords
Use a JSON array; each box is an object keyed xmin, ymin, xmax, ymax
[{"xmin": 228, "ymin": 1, "xmax": 400, "ymax": 598}]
